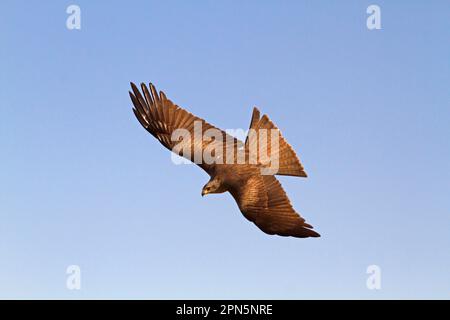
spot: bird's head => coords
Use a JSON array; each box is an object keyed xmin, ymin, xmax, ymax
[{"xmin": 201, "ymin": 177, "xmax": 223, "ymax": 196}]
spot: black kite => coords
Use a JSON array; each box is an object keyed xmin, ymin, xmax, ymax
[{"xmin": 129, "ymin": 82, "xmax": 320, "ymax": 238}]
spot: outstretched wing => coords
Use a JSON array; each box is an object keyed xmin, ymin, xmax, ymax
[
  {"xmin": 232, "ymin": 174, "xmax": 319, "ymax": 238},
  {"xmin": 129, "ymin": 82, "xmax": 243, "ymax": 175}
]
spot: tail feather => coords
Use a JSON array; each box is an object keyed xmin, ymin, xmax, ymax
[{"xmin": 245, "ymin": 107, "xmax": 307, "ymax": 177}]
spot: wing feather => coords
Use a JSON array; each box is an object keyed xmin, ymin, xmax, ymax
[
  {"xmin": 231, "ymin": 174, "xmax": 319, "ymax": 238},
  {"xmin": 129, "ymin": 82, "xmax": 242, "ymax": 174}
]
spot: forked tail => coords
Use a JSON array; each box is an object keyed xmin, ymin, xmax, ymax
[{"xmin": 245, "ymin": 107, "xmax": 307, "ymax": 177}]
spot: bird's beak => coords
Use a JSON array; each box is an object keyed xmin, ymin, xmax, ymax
[{"xmin": 201, "ymin": 190, "xmax": 206, "ymax": 197}]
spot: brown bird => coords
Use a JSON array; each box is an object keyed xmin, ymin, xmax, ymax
[{"xmin": 129, "ymin": 82, "xmax": 320, "ymax": 238}]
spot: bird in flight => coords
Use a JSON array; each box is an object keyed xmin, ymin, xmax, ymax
[{"xmin": 129, "ymin": 82, "xmax": 320, "ymax": 238}]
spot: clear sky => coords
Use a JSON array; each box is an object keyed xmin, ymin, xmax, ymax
[{"xmin": 1, "ymin": 0, "xmax": 449, "ymax": 299}]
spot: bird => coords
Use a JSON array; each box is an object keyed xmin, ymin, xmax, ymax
[{"xmin": 129, "ymin": 82, "xmax": 320, "ymax": 238}]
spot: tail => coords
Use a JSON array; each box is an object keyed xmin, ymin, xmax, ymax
[{"xmin": 245, "ymin": 107, "xmax": 307, "ymax": 177}]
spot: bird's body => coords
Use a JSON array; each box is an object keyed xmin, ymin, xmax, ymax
[{"xmin": 129, "ymin": 82, "xmax": 320, "ymax": 238}]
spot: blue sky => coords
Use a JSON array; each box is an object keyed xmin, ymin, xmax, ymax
[{"xmin": 0, "ymin": 0, "xmax": 449, "ymax": 299}]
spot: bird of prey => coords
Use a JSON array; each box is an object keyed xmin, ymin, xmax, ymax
[{"xmin": 129, "ymin": 82, "xmax": 320, "ymax": 238}]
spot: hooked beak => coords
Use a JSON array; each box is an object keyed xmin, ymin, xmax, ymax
[{"xmin": 202, "ymin": 187, "xmax": 210, "ymax": 197}]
